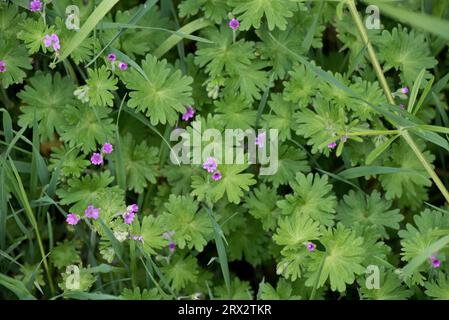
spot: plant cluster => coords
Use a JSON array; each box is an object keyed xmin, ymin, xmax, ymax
[{"xmin": 1, "ymin": 0, "xmax": 449, "ymax": 300}]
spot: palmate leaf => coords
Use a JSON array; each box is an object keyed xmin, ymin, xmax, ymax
[
  {"xmin": 425, "ymin": 274, "xmax": 449, "ymax": 300},
  {"xmin": 191, "ymin": 163, "xmax": 256, "ymax": 204},
  {"xmin": 244, "ymin": 184, "xmax": 282, "ymax": 231},
  {"xmin": 305, "ymin": 223, "xmax": 365, "ymax": 293},
  {"xmin": 195, "ymin": 26, "xmax": 255, "ymax": 77},
  {"xmin": 85, "ymin": 66, "xmax": 118, "ymax": 107},
  {"xmin": 121, "ymin": 133, "xmax": 159, "ymax": 193},
  {"xmin": 50, "ymin": 240, "xmax": 81, "ymax": 269},
  {"xmin": 273, "ymin": 213, "xmax": 321, "ymax": 249},
  {"xmin": 60, "ymin": 104, "xmax": 115, "ymax": 154},
  {"xmin": 139, "ymin": 215, "xmax": 167, "ymax": 255},
  {"xmin": 258, "ymin": 279, "xmax": 301, "ymax": 300},
  {"xmin": 337, "ymin": 190, "xmax": 403, "ymax": 239},
  {"xmin": 380, "ymin": 140, "xmax": 434, "ymax": 208},
  {"xmin": 0, "ymin": 3, "xmax": 25, "ymax": 38},
  {"xmin": 375, "ymin": 26, "xmax": 437, "ymax": 86},
  {"xmin": 230, "ymin": 0, "xmax": 299, "ymax": 31},
  {"xmin": 17, "ymin": 72, "xmax": 75, "ymax": 141},
  {"xmin": 120, "ymin": 54, "xmax": 193, "ymax": 125},
  {"xmin": 121, "ymin": 287, "xmax": 161, "ymax": 300},
  {"xmin": 160, "ymin": 195, "xmax": 212, "ymax": 252},
  {"xmin": 277, "ymin": 173, "xmax": 337, "ymax": 226},
  {"xmin": 359, "ymin": 269, "xmax": 412, "ymax": 300},
  {"xmin": 294, "ymin": 97, "xmax": 348, "ymax": 156},
  {"xmin": 161, "ymin": 255, "xmax": 199, "ymax": 291},
  {"xmin": 214, "ymin": 94, "xmax": 256, "ymax": 130},
  {"xmin": 18, "ymin": 18, "xmax": 55, "ymax": 54},
  {"xmin": 214, "ymin": 277, "xmax": 253, "ymax": 300},
  {"xmin": 224, "ymin": 61, "xmax": 269, "ymax": 101},
  {"xmin": 261, "ymin": 145, "xmax": 310, "ymax": 188},
  {"xmin": 283, "ymin": 64, "xmax": 320, "ymax": 106},
  {"xmin": 261, "ymin": 94, "xmax": 299, "ymax": 142},
  {"xmin": 179, "ymin": 0, "xmax": 230, "ymax": 24},
  {"xmin": 399, "ymin": 209, "xmax": 449, "ymax": 264},
  {"xmin": 56, "ymin": 172, "xmax": 125, "ymax": 220},
  {"xmin": 227, "ymin": 217, "xmax": 269, "ymax": 266},
  {"xmin": 49, "ymin": 145, "xmax": 90, "ymax": 178},
  {"xmin": 0, "ymin": 39, "xmax": 32, "ymax": 89}
]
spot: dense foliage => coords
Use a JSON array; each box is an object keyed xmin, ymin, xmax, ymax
[{"xmin": 1, "ymin": 0, "xmax": 449, "ymax": 300}]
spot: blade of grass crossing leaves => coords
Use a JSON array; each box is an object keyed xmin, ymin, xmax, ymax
[
  {"xmin": 57, "ymin": 0, "xmax": 120, "ymax": 63},
  {"xmin": 413, "ymin": 76, "xmax": 434, "ymax": 115},
  {"xmin": 154, "ymin": 18, "xmax": 213, "ymax": 58},
  {"xmin": 366, "ymin": 0, "xmax": 449, "ymax": 40},
  {"xmin": 6, "ymin": 158, "xmax": 55, "ymax": 294},
  {"xmin": 97, "ymin": 23, "xmax": 213, "ymax": 43},
  {"xmin": 402, "ymin": 234, "xmax": 449, "ymax": 279},
  {"xmin": 365, "ymin": 135, "xmax": 400, "ymax": 165},
  {"xmin": 407, "ymin": 69, "xmax": 426, "ymax": 113},
  {"xmin": 203, "ymin": 205, "xmax": 231, "ymax": 299},
  {"xmin": 85, "ymin": 0, "xmax": 158, "ymax": 68},
  {"xmin": 301, "ymin": 0, "xmax": 324, "ymax": 52},
  {"xmin": 0, "ymin": 273, "xmax": 36, "ymax": 300},
  {"xmin": 339, "ymin": 166, "xmax": 418, "ymax": 180}
]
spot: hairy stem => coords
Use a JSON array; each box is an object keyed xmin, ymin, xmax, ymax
[{"xmin": 347, "ymin": 0, "xmax": 449, "ymax": 204}]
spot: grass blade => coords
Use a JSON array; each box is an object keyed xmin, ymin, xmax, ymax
[
  {"xmin": 154, "ymin": 18, "xmax": 212, "ymax": 58},
  {"xmin": 203, "ymin": 205, "xmax": 231, "ymax": 299},
  {"xmin": 57, "ymin": 0, "xmax": 119, "ymax": 64}
]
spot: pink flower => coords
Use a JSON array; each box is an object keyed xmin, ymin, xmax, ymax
[
  {"xmin": 399, "ymin": 104, "xmax": 405, "ymax": 109},
  {"xmin": 127, "ymin": 204, "xmax": 139, "ymax": 213},
  {"xmin": 132, "ymin": 235, "xmax": 143, "ymax": 242},
  {"xmin": 306, "ymin": 242, "xmax": 316, "ymax": 252},
  {"xmin": 327, "ymin": 141, "xmax": 337, "ymax": 149},
  {"xmin": 85, "ymin": 205, "xmax": 100, "ymax": 220},
  {"xmin": 90, "ymin": 152, "xmax": 103, "ymax": 165},
  {"xmin": 182, "ymin": 106, "xmax": 195, "ymax": 121},
  {"xmin": 102, "ymin": 143, "xmax": 113, "ymax": 154},
  {"xmin": 229, "ymin": 18, "xmax": 239, "ymax": 30},
  {"xmin": 169, "ymin": 241, "xmax": 176, "ymax": 253},
  {"xmin": 0, "ymin": 60, "xmax": 6, "ymax": 73},
  {"xmin": 118, "ymin": 61, "xmax": 128, "ymax": 71},
  {"xmin": 212, "ymin": 171, "xmax": 222, "ymax": 181},
  {"xmin": 203, "ymin": 157, "xmax": 218, "ymax": 173},
  {"xmin": 255, "ymin": 132, "xmax": 266, "ymax": 148},
  {"xmin": 44, "ymin": 33, "xmax": 60, "ymax": 51},
  {"xmin": 430, "ymin": 255, "xmax": 441, "ymax": 268},
  {"xmin": 66, "ymin": 213, "xmax": 80, "ymax": 225},
  {"xmin": 123, "ymin": 210, "xmax": 135, "ymax": 225},
  {"xmin": 29, "ymin": 0, "xmax": 42, "ymax": 12},
  {"xmin": 107, "ymin": 53, "xmax": 116, "ymax": 62},
  {"xmin": 400, "ymin": 87, "xmax": 409, "ymax": 94}
]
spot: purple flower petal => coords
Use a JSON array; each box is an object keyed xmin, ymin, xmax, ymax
[{"xmin": 84, "ymin": 205, "xmax": 100, "ymax": 220}]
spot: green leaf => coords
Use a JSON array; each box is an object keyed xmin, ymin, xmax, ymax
[
  {"xmin": 277, "ymin": 173, "xmax": 337, "ymax": 226},
  {"xmin": 337, "ymin": 190, "xmax": 403, "ymax": 239},
  {"xmin": 0, "ymin": 39, "xmax": 32, "ymax": 88},
  {"xmin": 121, "ymin": 133, "xmax": 159, "ymax": 193},
  {"xmin": 306, "ymin": 223, "xmax": 365, "ymax": 293},
  {"xmin": 120, "ymin": 54, "xmax": 193, "ymax": 125},
  {"xmin": 191, "ymin": 163, "xmax": 256, "ymax": 204},
  {"xmin": 85, "ymin": 66, "xmax": 118, "ymax": 107},
  {"xmin": 160, "ymin": 195, "xmax": 212, "ymax": 251},
  {"xmin": 230, "ymin": 0, "xmax": 298, "ymax": 31},
  {"xmin": 17, "ymin": 72, "xmax": 75, "ymax": 141}
]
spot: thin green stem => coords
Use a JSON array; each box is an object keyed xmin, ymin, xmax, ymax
[
  {"xmin": 347, "ymin": 0, "xmax": 394, "ymax": 105},
  {"xmin": 346, "ymin": 129, "xmax": 400, "ymax": 136},
  {"xmin": 402, "ymin": 130, "xmax": 449, "ymax": 203},
  {"xmin": 347, "ymin": 0, "xmax": 449, "ymax": 204}
]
